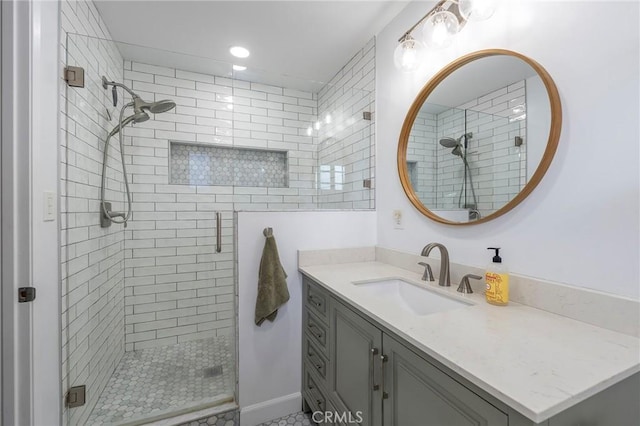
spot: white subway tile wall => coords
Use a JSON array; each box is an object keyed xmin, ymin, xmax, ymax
[
  {"xmin": 60, "ymin": 2, "xmax": 126, "ymax": 425},
  {"xmin": 407, "ymin": 109, "xmax": 437, "ymax": 206},
  {"xmin": 317, "ymin": 38, "xmax": 375, "ymax": 209},
  {"xmin": 408, "ymin": 81, "xmax": 526, "ymax": 218},
  {"xmin": 121, "ymin": 62, "xmax": 322, "ymax": 349},
  {"xmin": 437, "ymin": 81, "xmax": 526, "ymax": 217}
]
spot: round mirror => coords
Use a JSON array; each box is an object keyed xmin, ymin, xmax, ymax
[{"xmin": 398, "ymin": 49, "xmax": 562, "ymax": 225}]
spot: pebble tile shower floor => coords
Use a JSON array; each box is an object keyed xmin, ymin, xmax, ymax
[{"xmin": 87, "ymin": 336, "xmax": 234, "ymax": 425}]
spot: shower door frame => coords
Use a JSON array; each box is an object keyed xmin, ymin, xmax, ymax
[
  {"xmin": 2, "ymin": 0, "xmax": 63, "ymax": 424},
  {"xmin": 1, "ymin": 0, "xmax": 34, "ymax": 424}
]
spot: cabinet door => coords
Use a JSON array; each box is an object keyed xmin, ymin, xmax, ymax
[
  {"xmin": 382, "ymin": 334, "xmax": 508, "ymax": 426},
  {"xmin": 329, "ymin": 300, "xmax": 383, "ymax": 426}
]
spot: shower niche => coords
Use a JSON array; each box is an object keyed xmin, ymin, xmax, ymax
[
  {"xmin": 169, "ymin": 142, "xmax": 289, "ymax": 188},
  {"xmin": 61, "ymin": 32, "xmax": 374, "ymax": 425}
]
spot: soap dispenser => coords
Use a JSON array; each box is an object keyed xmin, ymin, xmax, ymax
[{"xmin": 485, "ymin": 247, "xmax": 509, "ymax": 306}]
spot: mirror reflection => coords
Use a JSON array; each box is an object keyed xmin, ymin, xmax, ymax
[{"xmin": 405, "ymin": 54, "xmax": 551, "ymax": 222}]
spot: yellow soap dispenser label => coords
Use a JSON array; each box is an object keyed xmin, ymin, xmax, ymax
[{"xmin": 485, "ymin": 272, "xmax": 509, "ymax": 305}]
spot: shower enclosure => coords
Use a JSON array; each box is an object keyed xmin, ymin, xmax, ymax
[
  {"xmin": 407, "ymin": 100, "xmax": 527, "ymax": 220},
  {"xmin": 61, "ymin": 33, "xmax": 374, "ymax": 425}
]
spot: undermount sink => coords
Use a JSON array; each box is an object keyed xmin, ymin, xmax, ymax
[{"xmin": 352, "ymin": 278, "xmax": 470, "ymax": 316}]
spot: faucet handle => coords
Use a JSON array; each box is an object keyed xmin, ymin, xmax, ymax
[
  {"xmin": 457, "ymin": 274, "xmax": 482, "ymax": 294},
  {"xmin": 418, "ymin": 262, "xmax": 434, "ymax": 281}
]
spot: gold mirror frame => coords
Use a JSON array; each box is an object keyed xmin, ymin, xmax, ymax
[{"xmin": 397, "ymin": 49, "xmax": 562, "ymax": 225}]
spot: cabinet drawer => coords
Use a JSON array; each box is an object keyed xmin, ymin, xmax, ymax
[
  {"xmin": 305, "ymin": 311, "xmax": 328, "ymax": 354},
  {"xmin": 304, "ymin": 338, "xmax": 328, "ymax": 384},
  {"xmin": 304, "ymin": 276, "xmax": 329, "ymax": 323},
  {"xmin": 303, "ymin": 368, "xmax": 327, "ymax": 413}
]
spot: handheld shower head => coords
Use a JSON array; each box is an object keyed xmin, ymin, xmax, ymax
[
  {"xmin": 451, "ymin": 145, "xmax": 463, "ymax": 157},
  {"xmin": 107, "ymin": 111, "xmax": 150, "ymax": 138}
]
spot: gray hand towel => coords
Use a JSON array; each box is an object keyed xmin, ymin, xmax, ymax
[{"xmin": 255, "ymin": 228, "xmax": 289, "ymax": 326}]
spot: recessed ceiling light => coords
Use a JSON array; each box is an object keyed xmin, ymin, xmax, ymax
[
  {"xmin": 233, "ymin": 65, "xmax": 247, "ymax": 71},
  {"xmin": 230, "ymin": 46, "xmax": 250, "ymax": 58}
]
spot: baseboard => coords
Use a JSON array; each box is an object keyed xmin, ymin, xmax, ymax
[{"xmin": 240, "ymin": 392, "xmax": 302, "ymax": 426}]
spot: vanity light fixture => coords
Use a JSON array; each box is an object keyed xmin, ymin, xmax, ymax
[
  {"xmin": 394, "ymin": 0, "xmax": 498, "ymax": 71},
  {"xmin": 232, "ymin": 64, "xmax": 247, "ymax": 71}
]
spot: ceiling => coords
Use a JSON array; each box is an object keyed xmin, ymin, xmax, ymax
[
  {"xmin": 423, "ymin": 55, "xmax": 539, "ymax": 113},
  {"xmin": 94, "ymin": 0, "xmax": 409, "ymax": 92}
]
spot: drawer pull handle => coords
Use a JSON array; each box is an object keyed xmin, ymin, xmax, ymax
[
  {"xmin": 308, "ymin": 323, "xmax": 323, "ymax": 339},
  {"xmin": 308, "ymin": 295, "xmax": 323, "ymax": 308},
  {"xmin": 370, "ymin": 347, "xmax": 380, "ymax": 391}
]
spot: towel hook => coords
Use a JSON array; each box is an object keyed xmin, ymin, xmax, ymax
[{"xmin": 263, "ymin": 227, "xmax": 273, "ymax": 237}]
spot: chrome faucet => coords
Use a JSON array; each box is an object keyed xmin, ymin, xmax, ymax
[{"xmin": 420, "ymin": 243, "xmax": 450, "ymax": 286}]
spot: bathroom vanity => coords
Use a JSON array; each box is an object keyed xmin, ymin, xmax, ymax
[{"xmin": 299, "ymin": 254, "xmax": 640, "ymax": 426}]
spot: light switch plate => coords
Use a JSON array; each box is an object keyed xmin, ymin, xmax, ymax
[
  {"xmin": 393, "ymin": 209, "xmax": 403, "ymax": 229},
  {"xmin": 43, "ymin": 191, "xmax": 56, "ymax": 222}
]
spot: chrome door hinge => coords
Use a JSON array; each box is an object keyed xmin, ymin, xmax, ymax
[
  {"xmin": 18, "ymin": 287, "xmax": 36, "ymax": 303},
  {"xmin": 66, "ymin": 385, "xmax": 86, "ymax": 408},
  {"xmin": 64, "ymin": 66, "xmax": 85, "ymax": 88}
]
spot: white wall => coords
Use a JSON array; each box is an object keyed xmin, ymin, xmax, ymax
[
  {"xmin": 376, "ymin": 0, "xmax": 640, "ymax": 299},
  {"xmin": 237, "ymin": 210, "xmax": 376, "ymax": 425}
]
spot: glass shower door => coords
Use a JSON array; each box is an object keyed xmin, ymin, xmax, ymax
[{"xmin": 62, "ymin": 33, "xmax": 237, "ymax": 425}]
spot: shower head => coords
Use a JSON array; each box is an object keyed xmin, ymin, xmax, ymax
[
  {"xmin": 439, "ymin": 137, "xmax": 458, "ymax": 148},
  {"xmin": 149, "ymin": 100, "xmax": 177, "ymax": 114},
  {"xmin": 133, "ymin": 96, "xmax": 176, "ymax": 114}
]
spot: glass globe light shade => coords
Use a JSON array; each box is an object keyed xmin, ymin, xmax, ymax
[
  {"xmin": 459, "ymin": 0, "xmax": 498, "ymax": 21},
  {"xmin": 422, "ymin": 10, "xmax": 460, "ymax": 49},
  {"xmin": 393, "ymin": 37, "xmax": 425, "ymax": 72}
]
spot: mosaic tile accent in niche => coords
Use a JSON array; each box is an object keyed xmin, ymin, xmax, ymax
[{"xmin": 170, "ymin": 142, "xmax": 288, "ymax": 187}]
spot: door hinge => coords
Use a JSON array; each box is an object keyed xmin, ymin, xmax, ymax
[
  {"xmin": 18, "ymin": 287, "xmax": 36, "ymax": 303},
  {"xmin": 66, "ymin": 385, "xmax": 86, "ymax": 408},
  {"xmin": 64, "ymin": 66, "xmax": 85, "ymax": 88}
]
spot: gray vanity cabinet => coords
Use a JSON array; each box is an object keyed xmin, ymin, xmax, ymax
[
  {"xmin": 303, "ymin": 276, "xmax": 503, "ymax": 426},
  {"xmin": 302, "ymin": 275, "xmax": 640, "ymax": 426},
  {"xmin": 382, "ymin": 334, "xmax": 508, "ymax": 426},
  {"xmin": 328, "ymin": 299, "xmax": 383, "ymax": 426}
]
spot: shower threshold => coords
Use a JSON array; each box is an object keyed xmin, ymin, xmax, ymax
[{"xmin": 86, "ymin": 336, "xmax": 234, "ymax": 426}]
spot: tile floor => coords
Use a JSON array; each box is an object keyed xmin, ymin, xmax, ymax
[
  {"xmin": 87, "ymin": 336, "xmax": 234, "ymax": 425},
  {"xmin": 176, "ymin": 408, "xmax": 239, "ymax": 426},
  {"xmin": 256, "ymin": 412, "xmax": 315, "ymax": 426}
]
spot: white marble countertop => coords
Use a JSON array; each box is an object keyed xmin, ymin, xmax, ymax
[{"xmin": 299, "ymin": 261, "xmax": 640, "ymax": 423}]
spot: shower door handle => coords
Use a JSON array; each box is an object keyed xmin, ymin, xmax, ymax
[{"xmin": 216, "ymin": 212, "xmax": 222, "ymax": 253}]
